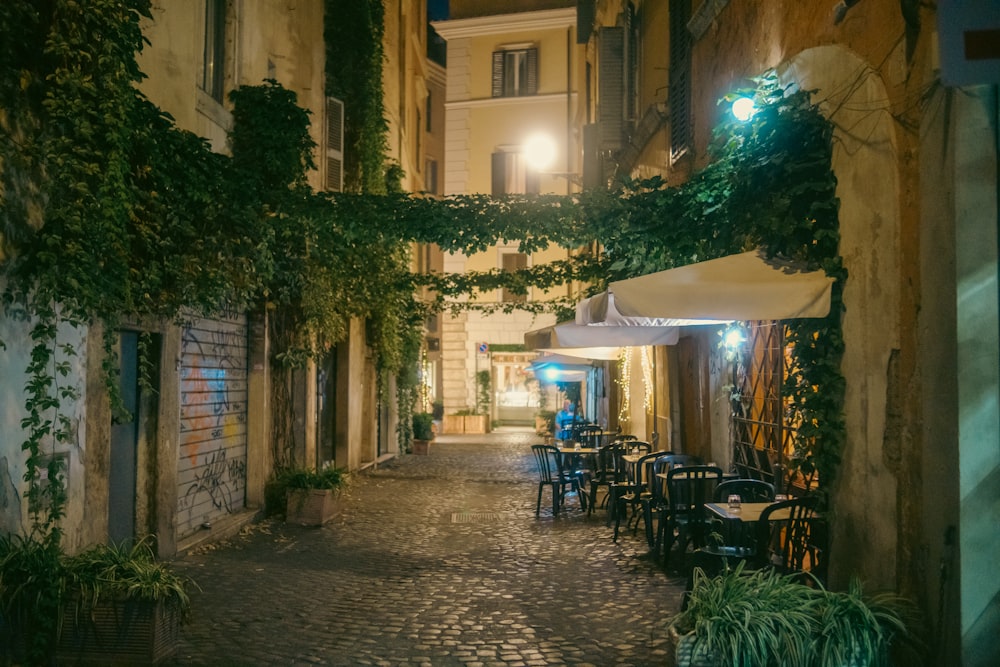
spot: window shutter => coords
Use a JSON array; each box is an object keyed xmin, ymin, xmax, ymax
[
  {"xmin": 598, "ymin": 27, "xmax": 624, "ymax": 151},
  {"xmin": 525, "ymin": 48, "xmax": 538, "ymax": 95},
  {"xmin": 491, "ymin": 152, "xmax": 507, "ymax": 195},
  {"xmin": 325, "ymin": 96, "xmax": 344, "ymax": 192},
  {"xmin": 669, "ymin": 0, "xmax": 692, "ymax": 161},
  {"xmin": 492, "ymin": 51, "xmax": 504, "ymax": 97},
  {"xmin": 577, "ymin": 0, "xmax": 595, "ymax": 43},
  {"xmin": 502, "ymin": 253, "xmax": 528, "ymax": 303},
  {"xmin": 582, "ymin": 123, "xmax": 601, "ymax": 189}
]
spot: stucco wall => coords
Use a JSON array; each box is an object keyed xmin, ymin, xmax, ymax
[
  {"xmin": 0, "ymin": 287, "xmax": 89, "ymax": 547},
  {"xmin": 781, "ymin": 46, "xmax": 903, "ymax": 590}
]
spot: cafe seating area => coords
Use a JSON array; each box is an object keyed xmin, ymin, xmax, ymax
[{"xmin": 531, "ymin": 430, "xmax": 828, "ymax": 589}]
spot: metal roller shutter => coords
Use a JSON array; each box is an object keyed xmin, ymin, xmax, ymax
[{"xmin": 177, "ymin": 312, "xmax": 249, "ymax": 539}]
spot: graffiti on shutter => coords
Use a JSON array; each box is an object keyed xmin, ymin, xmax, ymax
[{"xmin": 177, "ymin": 312, "xmax": 248, "ymax": 539}]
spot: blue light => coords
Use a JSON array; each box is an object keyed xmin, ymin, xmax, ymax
[{"xmin": 544, "ymin": 368, "xmax": 560, "ymax": 382}]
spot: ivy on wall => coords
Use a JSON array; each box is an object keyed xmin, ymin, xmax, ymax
[{"xmin": 1, "ymin": 1, "xmax": 845, "ymax": 539}]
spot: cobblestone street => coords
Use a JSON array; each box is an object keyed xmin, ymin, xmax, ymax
[{"xmin": 166, "ymin": 429, "xmax": 685, "ymax": 666}]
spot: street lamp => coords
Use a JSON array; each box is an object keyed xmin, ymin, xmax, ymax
[{"xmin": 522, "ymin": 132, "xmax": 558, "ymax": 172}]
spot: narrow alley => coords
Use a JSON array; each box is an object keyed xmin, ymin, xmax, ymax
[{"xmin": 166, "ymin": 429, "xmax": 684, "ymax": 666}]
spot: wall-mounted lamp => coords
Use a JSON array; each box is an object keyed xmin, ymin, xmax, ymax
[
  {"xmin": 731, "ymin": 97, "xmax": 756, "ymax": 122},
  {"xmin": 722, "ymin": 324, "xmax": 746, "ymax": 356},
  {"xmin": 522, "ymin": 133, "xmax": 558, "ymax": 172}
]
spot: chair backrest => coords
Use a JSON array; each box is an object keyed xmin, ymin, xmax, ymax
[
  {"xmin": 647, "ymin": 454, "xmax": 676, "ymax": 506},
  {"xmin": 714, "ymin": 479, "xmax": 775, "ymax": 503},
  {"xmin": 625, "ymin": 440, "xmax": 652, "ymax": 455},
  {"xmin": 595, "ymin": 443, "xmax": 628, "ymax": 481},
  {"xmin": 666, "ymin": 465, "xmax": 724, "ymax": 512},
  {"xmin": 661, "ymin": 453, "xmax": 702, "ymax": 470},
  {"xmin": 575, "ymin": 424, "xmax": 604, "ymax": 448},
  {"xmin": 531, "ymin": 444, "xmax": 560, "ymax": 484},
  {"xmin": 755, "ymin": 495, "xmax": 826, "ymax": 581}
]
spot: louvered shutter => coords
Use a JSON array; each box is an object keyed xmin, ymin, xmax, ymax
[
  {"xmin": 577, "ymin": 0, "xmax": 595, "ymax": 43},
  {"xmin": 325, "ymin": 96, "xmax": 344, "ymax": 192},
  {"xmin": 492, "ymin": 152, "xmax": 507, "ymax": 195},
  {"xmin": 492, "ymin": 51, "xmax": 504, "ymax": 97},
  {"xmin": 598, "ymin": 27, "xmax": 624, "ymax": 151},
  {"xmin": 525, "ymin": 48, "xmax": 538, "ymax": 95},
  {"xmin": 668, "ymin": 0, "xmax": 692, "ymax": 160},
  {"xmin": 582, "ymin": 123, "xmax": 600, "ymax": 189}
]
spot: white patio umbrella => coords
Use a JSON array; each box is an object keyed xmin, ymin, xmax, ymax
[
  {"xmin": 523, "ymin": 321, "xmax": 679, "ymax": 361},
  {"xmin": 575, "ymin": 249, "xmax": 834, "ymax": 325}
]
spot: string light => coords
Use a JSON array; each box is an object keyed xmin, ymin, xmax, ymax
[
  {"xmin": 641, "ymin": 346, "xmax": 653, "ymax": 411},
  {"xmin": 419, "ymin": 349, "xmax": 433, "ymax": 413},
  {"xmin": 617, "ymin": 347, "xmax": 632, "ymax": 426}
]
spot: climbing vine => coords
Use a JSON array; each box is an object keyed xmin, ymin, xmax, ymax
[{"xmin": 1, "ymin": 0, "xmax": 845, "ymax": 542}]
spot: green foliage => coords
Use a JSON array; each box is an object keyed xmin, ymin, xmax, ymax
[
  {"xmin": 674, "ymin": 563, "xmax": 920, "ymax": 667},
  {"xmin": 475, "ymin": 370, "xmax": 491, "ymax": 415},
  {"xmin": 1, "ymin": 0, "xmax": 845, "ymax": 543},
  {"xmin": 0, "ymin": 531, "xmax": 63, "ymax": 663},
  {"xmin": 412, "ymin": 412, "xmax": 435, "ymax": 441},
  {"xmin": 62, "ymin": 538, "xmax": 195, "ymax": 618},
  {"xmin": 325, "ymin": 0, "xmax": 388, "ymax": 193},
  {"xmin": 273, "ymin": 465, "xmax": 350, "ymax": 492},
  {"xmin": 0, "ymin": 533, "xmax": 195, "ymax": 664}
]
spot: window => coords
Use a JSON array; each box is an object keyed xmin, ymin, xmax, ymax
[
  {"xmin": 201, "ymin": 0, "xmax": 227, "ymax": 102},
  {"xmin": 425, "ymin": 158, "xmax": 438, "ymax": 194},
  {"xmin": 425, "ymin": 92, "xmax": 433, "ymax": 132},
  {"xmin": 625, "ymin": 2, "xmax": 640, "ymax": 123},
  {"xmin": 325, "ymin": 97, "xmax": 345, "ymax": 192},
  {"xmin": 668, "ymin": 0, "xmax": 693, "ymax": 160},
  {"xmin": 491, "ymin": 151, "xmax": 539, "ymax": 195},
  {"xmin": 501, "ymin": 252, "xmax": 528, "ymax": 303},
  {"xmin": 491, "ymin": 47, "xmax": 538, "ymax": 97}
]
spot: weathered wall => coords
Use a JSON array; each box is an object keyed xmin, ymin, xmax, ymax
[{"xmin": 0, "ymin": 285, "xmax": 89, "ymax": 547}]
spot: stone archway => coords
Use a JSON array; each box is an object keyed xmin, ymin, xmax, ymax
[{"xmin": 779, "ymin": 46, "xmax": 902, "ymax": 590}]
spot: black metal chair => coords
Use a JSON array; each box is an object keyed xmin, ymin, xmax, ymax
[
  {"xmin": 574, "ymin": 423, "xmax": 604, "ymax": 449},
  {"xmin": 623, "ymin": 440, "xmax": 652, "ymax": 455},
  {"xmin": 530, "ymin": 444, "xmax": 583, "ymax": 516},
  {"xmin": 619, "ymin": 452, "xmax": 671, "ymax": 544},
  {"xmin": 581, "ymin": 442, "xmax": 627, "ymax": 516},
  {"xmin": 714, "ymin": 479, "xmax": 775, "ymax": 504},
  {"xmin": 754, "ymin": 495, "xmax": 827, "ymax": 584},
  {"xmin": 656, "ymin": 465, "xmax": 724, "ymax": 569}
]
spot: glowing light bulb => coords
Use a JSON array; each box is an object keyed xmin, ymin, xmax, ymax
[
  {"xmin": 523, "ymin": 133, "xmax": 557, "ymax": 171},
  {"xmin": 732, "ymin": 97, "xmax": 756, "ymax": 121},
  {"xmin": 724, "ymin": 328, "xmax": 745, "ymax": 350}
]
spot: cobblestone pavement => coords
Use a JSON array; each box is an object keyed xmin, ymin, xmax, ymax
[{"xmin": 166, "ymin": 428, "xmax": 685, "ymax": 666}]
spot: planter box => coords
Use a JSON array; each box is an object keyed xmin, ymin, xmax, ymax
[
  {"xmin": 442, "ymin": 414, "xmax": 465, "ymax": 434},
  {"xmin": 56, "ymin": 598, "xmax": 180, "ymax": 666},
  {"xmin": 411, "ymin": 438, "xmax": 432, "ymax": 455},
  {"xmin": 286, "ymin": 488, "xmax": 344, "ymax": 526},
  {"xmin": 463, "ymin": 415, "xmax": 489, "ymax": 433}
]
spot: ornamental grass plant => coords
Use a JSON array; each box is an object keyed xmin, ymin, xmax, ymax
[{"xmin": 672, "ymin": 562, "xmax": 920, "ymax": 667}]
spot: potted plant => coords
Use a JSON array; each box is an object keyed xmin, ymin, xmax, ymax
[
  {"xmin": 411, "ymin": 412, "xmax": 435, "ymax": 455},
  {"xmin": 274, "ymin": 464, "xmax": 350, "ymax": 526},
  {"xmin": 669, "ymin": 563, "xmax": 919, "ymax": 667},
  {"xmin": 1, "ymin": 533, "xmax": 194, "ymax": 666},
  {"xmin": 535, "ymin": 409, "xmax": 556, "ymax": 437},
  {"xmin": 0, "ymin": 531, "xmax": 64, "ymax": 665},
  {"xmin": 57, "ymin": 539, "xmax": 195, "ymax": 665}
]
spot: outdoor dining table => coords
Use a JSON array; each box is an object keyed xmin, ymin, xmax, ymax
[{"xmin": 705, "ymin": 501, "xmax": 778, "ymax": 523}]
